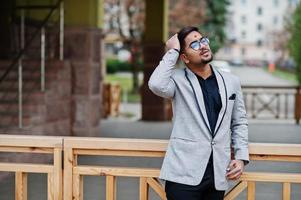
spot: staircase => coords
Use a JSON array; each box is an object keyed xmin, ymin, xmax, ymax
[
  {"xmin": 0, "ymin": 0, "xmax": 70, "ymax": 135},
  {"xmin": 0, "ymin": 59, "xmax": 71, "ymax": 135}
]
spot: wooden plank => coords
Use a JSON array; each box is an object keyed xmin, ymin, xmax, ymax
[
  {"xmin": 250, "ymin": 154, "xmax": 301, "ymax": 162},
  {"xmin": 0, "ymin": 146, "xmax": 53, "ymax": 154},
  {"xmin": 247, "ymin": 181, "xmax": 255, "ymax": 200},
  {"xmin": 65, "ymin": 138, "xmax": 301, "ymax": 158},
  {"xmin": 0, "ymin": 134, "xmax": 63, "ymax": 148},
  {"xmin": 79, "ymin": 175, "xmax": 83, "ymax": 200},
  {"xmin": 106, "ymin": 176, "xmax": 116, "ymax": 200},
  {"xmin": 63, "ymin": 148, "xmax": 74, "ymax": 200},
  {"xmin": 15, "ymin": 172, "xmax": 27, "ymax": 200},
  {"xmin": 64, "ymin": 137, "xmax": 168, "ymax": 151},
  {"xmin": 249, "ymin": 143, "xmax": 301, "ymax": 156},
  {"xmin": 72, "ymin": 174, "xmax": 83, "ymax": 200},
  {"xmin": 240, "ymin": 172, "xmax": 301, "ymax": 183},
  {"xmin": 0, "ymin": 163, "xmax": 52, "ymax": 173},
  {"xmin": 48, "ymin": 173, "xmax": 54, "ymax": 200},
  {"xmin": 146, "ymin": 178, "xmax": 166, "ymax": 200},
  {"xmin": 139, "ymin": 177, "xmax": 149, "ymax": 200},
  {"xmin": 74, "ymin": 166, "xmax": 160, "ymax": 178},
  {"xmin": 74, "ymin": 149, "xmax": 165, "ymax": 158},
  {"xmin": 53, "ymin": 147, "xmax": 63, "ymax": 200},
  {"xmin": 283, "ymin": 182, "xmax": 291, "ymax": 200},
  {"xmin": 224, "ymin": 181, "xmax": 247, "ymax": 200}
]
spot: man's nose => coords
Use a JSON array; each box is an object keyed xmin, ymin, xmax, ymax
[{"xmin": 199, "ymin": 42, "xmax": 207, "ymax": 50}]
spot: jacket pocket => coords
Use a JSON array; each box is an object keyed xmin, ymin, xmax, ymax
[{"xmin": 170, "ymin": 136, "xmax": 198, "ymax": 143}]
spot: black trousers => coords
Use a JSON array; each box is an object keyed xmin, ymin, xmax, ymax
[{"xmin": 165, "ymin": 155, "xmax": 225, "ymax": 200}]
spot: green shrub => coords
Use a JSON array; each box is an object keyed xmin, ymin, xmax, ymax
[
  {"xmin": 106, "ymin": 59, "xmax": 143, "ymax": 74},
  {"xmin": 288, "ymin": 2, "xmax": 301, "ymax": 84}
]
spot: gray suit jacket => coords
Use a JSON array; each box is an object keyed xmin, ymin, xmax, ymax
[{"xmin": 148, "ymin": 49, "xmax": 249, "ymax": 190}]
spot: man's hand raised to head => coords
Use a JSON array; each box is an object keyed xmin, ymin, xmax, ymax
[{"xmin": 166, "ymin": 34, "xmax": 180, "ymax": 52}]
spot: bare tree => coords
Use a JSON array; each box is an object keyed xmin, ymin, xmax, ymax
[
  {"xmin": 105, "ymin": 0, "xmax": 145, "ymax": 94},
  {"xmin": 169, "ymin": 0, "xmax": 206, "ymax": 35},
  {"xmin": 104, "ymin": 0, "xmax": 207, "ymax": 93}
]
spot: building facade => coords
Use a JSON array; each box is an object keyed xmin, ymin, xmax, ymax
[{"xmin": 216, "ymin": 0, "xmax": 299, "ymax": 64}]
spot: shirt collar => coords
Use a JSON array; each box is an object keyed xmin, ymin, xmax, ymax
[{"xmin": 194, "ymin": 64, "xmax": 216, "ymax": 81}]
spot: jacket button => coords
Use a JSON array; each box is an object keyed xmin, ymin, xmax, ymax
[{"xmin": 211, "ymin": 141, "xmax": 216, "ymax": 145}]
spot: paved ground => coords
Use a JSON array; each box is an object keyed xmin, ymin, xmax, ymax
[
  {"xmin": 0, "ymin": 67, "xmax": 300, "ymax": 199},
  {"xmin": 230, "ymin": 66, "xmax": 295, "ymax": 86}
]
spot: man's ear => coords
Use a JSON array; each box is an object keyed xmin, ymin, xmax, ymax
[{"xmin": 180, "ymin": 53, "xmax": 189, "ymax": 64}]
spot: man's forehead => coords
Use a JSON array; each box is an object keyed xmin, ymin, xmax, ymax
[{"xmin": 185, "ymin": 31, "xmax": 202, "ymax": 43}]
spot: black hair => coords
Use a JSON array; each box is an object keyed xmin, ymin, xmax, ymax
[{"xmin": 177, "ymin": 26, "xmax": 199, "ymax": 53}]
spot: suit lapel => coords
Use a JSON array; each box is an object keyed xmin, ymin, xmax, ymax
[
  {"xmin": 185, "ymin": 68, "xmax": 211, "ymax": 133},
  {"xmin": 212, "ymin": 67, "xmax": 228, "ymax": 136}
]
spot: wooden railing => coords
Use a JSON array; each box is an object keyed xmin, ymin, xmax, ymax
[
  {"xmin": 63, "ymin": 137, "xmax": 301, "ymax": 200},
  {"xmin": 0, "ymin": 134, "xmax": 63, "ymax": 200},
  {"xmin": 0, "ymin": 135, "xmax": 300, "ymax": 200},
  {"xmin": 225, "ymin": 143, "xmax": 301, "ymax": 200},
  {"xmin": 63, "ymin": 137, "xmax": 168, "ymax": 200},
  {"xmin": 242, "ymin": 85, "xmax": 301, "ymax": 124}
]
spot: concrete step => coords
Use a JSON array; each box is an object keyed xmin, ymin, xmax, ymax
[
  {"xmin": 0, "ymin": 119, "xmax": 70, "ymax": 135},
  {"xmin": 0, "ymin": 60, "xmax": 65, "ymax": 82},
  {"xmin": 0, "ymin": 114, "xmax": 45, "ymax": 127},
  {"xmin": 0, "ymin": 91, "xmax": 45, "ymax": 102},
  {"xmin": 0, "ymin": 102, "xmax": 46, "ymax": 114},
  {"xmin": 0, "ymin": 80, "xmax": 40, "ymax": 91},
  {"xmin": 2, "ymin": 74, "xmax": 57, "ymax": 84},
  {"xmin": 0, "ymin": 59, "xmax": 64, "ymax": 69}
]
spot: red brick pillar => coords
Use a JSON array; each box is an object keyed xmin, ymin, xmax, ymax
[
  {"xmin": 64, "ymin": 27, "xmax": 103, "ymax": 136},
  {"xmin": 141, "ymin": 43, "xmax": 172, "ymax": 121},
  {"xmin": 142, "ymin": 0, "xmax": 171, "ymax": 121}
]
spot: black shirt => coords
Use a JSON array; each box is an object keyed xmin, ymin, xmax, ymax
[{"xmin": 195, "ymin": 69, "xmax": 222, "ymax": 134}]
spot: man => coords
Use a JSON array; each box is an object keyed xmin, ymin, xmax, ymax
[{"xmin": 148, "ymin": 26, "xmax": 249, "ymax": 200}]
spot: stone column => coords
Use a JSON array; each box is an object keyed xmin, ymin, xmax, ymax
[
  {"xmin": 64, "ymin": 0, "xmax": 104, "ymax": 136},
  {"xmin": 64, "ymin": 27, "xmax": 103, "ymax": 136},
  {"xmin": 142, "ymin": 0, "xmax": 172, "ymax": 121}
]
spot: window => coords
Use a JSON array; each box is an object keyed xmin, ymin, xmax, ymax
[
  {"xmin": 241, "ymin": 15, "xmax": 247, "ymax": 24},
  {"xmin": 241, "ymin": 31, "xmax": 246, "ymax": 39},
  {"xmin": 241, "ymin": 0, "xmax": 247, "ymax": 5},
  {"xmin": 224, "ymin": 47, "xmax": 231, "ymax": 54},
  {"xmin": 257, "ymin": 23, "xmax": 263, "ymax": 31},
  {"xmin": 273, "ymin": 16, "xmax": 278, "ymax": 25},
  {"xmin": 257, "ymin": 40, "xmax": 263, "ymax": 47},
  {"xmin": 257, "ymin": 7, "xmax": 262, "ymax": 15},
  {"xmin": 288, "ymin": 0, "xmax": 296, "ymax": 7},
  {"xmin": 241, "ymin": 48, "xmax": 246, "ymax": 55},
  {"xmin": 274, "ymin": 0, "xmax": 279, "ymax": 7}
]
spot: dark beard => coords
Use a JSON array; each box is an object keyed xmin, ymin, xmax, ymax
[{"xmin": 201, "ymin": 53, "xmax": 213, "ymax": 64}]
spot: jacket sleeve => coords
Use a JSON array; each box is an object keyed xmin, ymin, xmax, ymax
[
  {"xmin": 148, "ymin": 49, "xmax": 179, "ymax": 99},
  {"xmin": 231, "ymin": 77, "xmax": 249, "ymax": 164}
]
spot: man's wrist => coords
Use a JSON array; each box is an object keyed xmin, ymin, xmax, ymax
[
  {"xmin": 172, "ymin": 48, "xmax": 180, "ymax": 53},
  {"xmin": 238, "ymin": 159, "xmax": 248, "ymax": 165}
]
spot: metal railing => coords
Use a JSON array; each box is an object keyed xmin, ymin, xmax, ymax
[
  {"xmin": 0, "ymin": 135, "xmax": 300, "ymax": 199},
  {"xmin": 0, "ymin": 0, "xmax": 64, "ymax": 128},
  {"xmin": 242, "ymin": 85, "xmax": 301, "ymax": 124}
]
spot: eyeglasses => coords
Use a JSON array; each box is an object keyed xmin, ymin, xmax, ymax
[{"xmin": 189, "ymin": 37, "xmax": 210, "ymax": 51}]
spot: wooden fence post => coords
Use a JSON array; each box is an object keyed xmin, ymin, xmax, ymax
[
  {"xmin": 15, "ymin": 172, "xmax": 27, "ymax": 200},
  {"xmin": 54, "ymin": 147, "xmax": 63, "ymax": 200},
  {"xmin": 64, "ymin": 147, "xmax": 74, "ymax": 200},
  {"xmin": 140, "ymin": 177, "xmax": 149, "ymax": 200}
]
